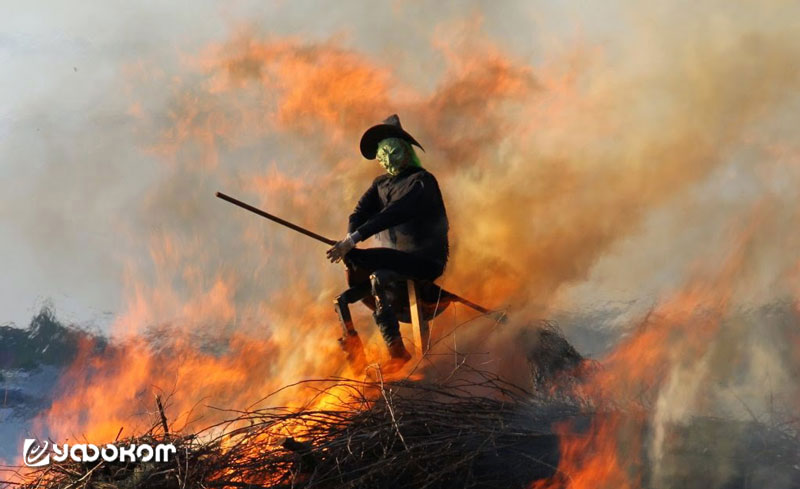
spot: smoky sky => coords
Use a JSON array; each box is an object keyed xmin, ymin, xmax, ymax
[
  {"xmin": 0, "ymin": 0, "xmax": 580, "ymax": 329},
  {"xmin": 1, "ymin": 0, "xmax": 799, "ymax": 338}
]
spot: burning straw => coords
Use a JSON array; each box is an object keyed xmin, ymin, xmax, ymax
[
  {"xmin": 11, "ymin": 368, "xmax": 576, "ymax": 489},
  {"xmin": 6, "ymin": 325, "xmax": 799, "ymax": 489}
]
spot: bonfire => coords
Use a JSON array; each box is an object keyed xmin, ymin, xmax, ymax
[{"xmin": 7, "ymin": 324, "xmax": 800, "ymax": 489}]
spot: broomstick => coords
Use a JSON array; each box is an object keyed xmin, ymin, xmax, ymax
[{"xmin": 215, "ymin": 191, "xmax": 501, "ymax": 318}]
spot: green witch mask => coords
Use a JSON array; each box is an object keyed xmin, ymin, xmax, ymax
[{"xmin": 376, "ymin": 137, "xmax": 420, "ymax": 175}]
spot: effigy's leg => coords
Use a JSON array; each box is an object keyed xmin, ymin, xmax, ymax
[
  {"xmin": 334, "ymin": 286, "xmax": 368, "ymax": 371},
  {"xmin": 369, "ymin": 270, "xmax": 412, "ymax": 366}
]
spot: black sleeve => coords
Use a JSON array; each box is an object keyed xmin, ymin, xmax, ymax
[
  {"xmin": 354, "ymin": 175, "xmax": 431, "ymax": 240},
  {"xmin": 348, "ymin": 179, "xmax": 382, "ymax": 234}
]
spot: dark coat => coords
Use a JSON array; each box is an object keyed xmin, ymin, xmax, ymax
[{"xmin": 348, "ymin": 167, "xmax": 449, "ymax": 270}]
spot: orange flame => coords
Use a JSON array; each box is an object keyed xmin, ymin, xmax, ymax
[{"xmin": 530, "ymin": 211, "xmax": 762, "ymax": 488}]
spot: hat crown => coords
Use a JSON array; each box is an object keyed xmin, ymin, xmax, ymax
[{"xmin": 382, "ymin": 114, "xmax": 402, "ymax": 128}]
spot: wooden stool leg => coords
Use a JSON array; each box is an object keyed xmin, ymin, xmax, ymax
[{"xmin": 408, "ymin": 280, "xmax": 430, "ymax": 356}]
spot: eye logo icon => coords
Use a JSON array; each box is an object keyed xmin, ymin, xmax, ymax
[{"xmin": 23, "ymin": 439, "xmax": 50, "ymax": 467}]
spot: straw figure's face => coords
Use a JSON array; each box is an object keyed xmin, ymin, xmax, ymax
[{"xmin": 376, "ymin": 138, "xmax": 412, "ymax": 176}]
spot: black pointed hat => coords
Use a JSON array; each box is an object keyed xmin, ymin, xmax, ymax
[{"xmin": 359, "ymin": 114, "xmax": 424, "ymax": 159}]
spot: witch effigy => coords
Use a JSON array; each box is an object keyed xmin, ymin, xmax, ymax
[
  {"xmin": 326, "ymin": 115, "xmax": 450, "ymax": 370},
  {"xmin": 216, "ymin": 114, "xmax": 496, "ymax": 372}
]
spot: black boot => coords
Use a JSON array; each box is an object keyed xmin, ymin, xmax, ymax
[
  {"xmin": 334, "ymin": 293, "xmax": 367, "ymax": 372},
  {"xmin": 338, "ymin": 332, "xmax": 367, "ymax": 373},
  {"xmin": 382, "ymin": 336, "xmax": 412, "ymax": 374},
  {"xmin": 373, "ymin": 306, "xmax": 412, "ymax": 372},
  {"xmin": 387, "ymin": 336, "xmax": 412, "ymax": 362}
]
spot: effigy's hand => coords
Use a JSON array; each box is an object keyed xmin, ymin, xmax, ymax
[{"xmin": 326, "ymin": 234, "xmax": 356, "ymax": 263}]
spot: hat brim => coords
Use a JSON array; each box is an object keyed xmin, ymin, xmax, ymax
[{"xmin": 360, "ymin": 124, "xmax": 424, "ymax": 159}]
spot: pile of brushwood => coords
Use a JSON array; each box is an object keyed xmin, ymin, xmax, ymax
[
  {"xmin": 7, "ymin": 322, "xmax": 800, "ymax": 489},
  {"xmin": 11, "ymin": 369, "xmax": 577, "ymax": 489}
]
